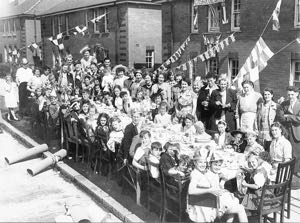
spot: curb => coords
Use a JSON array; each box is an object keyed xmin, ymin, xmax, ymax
[{"xmin": 0, "ymin": 118, "xmax": 144, "ymax": 223}]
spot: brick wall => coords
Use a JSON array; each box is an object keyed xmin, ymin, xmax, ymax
[{"xmin": 161, "ymin": 0, "xmax": 300, "ymax": 98}]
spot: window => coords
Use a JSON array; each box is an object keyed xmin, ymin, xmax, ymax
[
  {"xmin": 58, "ymin": 15, "xmax": 65, "ymax": 33},
  {"xmin": 3, "ymin": 20, "xmax": 8, "ymax": 35},
  {"xmin": 295, "ymin": 0, "xmax": 300, "ymax": 28},
  {"xmin": 93, "ymin": 7, "xmax": 108, "ymax": 33},
  {"xmin": 206, "ymin": 56, "xmax": 219, "ymax": 74},
  {"xmin": 146, "ymin": 49, "xmax": 155, "ymax": 68},
  {"xmin": 231, "ymin": 0, "xmax": 241, "ymax": 31},
  {"xmin": 191, "ymin": 1, "xmax": 198, "ymax": 33},
  {"xmin": 208, "ymin": 4, "xmax": 222, "ymax": 32},
  {"xmin": 291, "ymin": 60, "xmax": 300, "ymax": 84},
  {"xmin": 4, "ymin": 47, "xmax": 7, "ymax": 63},
  {"xmin": 228, "ymin": 58, "xmax": 239, "ymax": 81},
  {"xmin": 13, "ymin": 19, "xmax": 16, "ymax": 34}
]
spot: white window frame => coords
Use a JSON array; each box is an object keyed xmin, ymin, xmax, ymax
[
  {"xmin": 231, "ymin": 0, "xmax": 241, "ymax": 31},
  {"xmin": 290, "ymin": 59, "xmax": 300, "ymax": 85},
  {"xmin": 208, "ymin": 4, "xmax": 221, "ymax": 32},
  {"xmin": 146, "ymin": 50, "xmax": 155, "ymax": 68},
  {"xmin": 228, "ymin": 57, "xmax": 239, "ymax": 82},
  {"xmin": 206, "ymin": 56, "xmax": 219, "ymax": 74},
  {"xmin": 191, "ymin": 1, "xmax": 198, "ymax": 33},
  {"xmin": 93, "ymin": 8, "xmax": 101, "ymax": 33},
  {"xmin": 58, "ymin": 15, "xmax": 64, "ymax": 33},
  {"xmin": 3, "ymin": 20, "xmax": 8, "ymax": 36},
  {"xmin": 52, "ymin": 17, "xmax": 56, "ymax": 36},
  {"xmin": 65, "ymin": 15, "xmax": 69, "ymax": 35},
  {"xmin": 295, "ymin": 0, "xmax": 300, "ymax": 28},
  {"xmin": 104, "ymin": 8, "xmax": 109, "ymax": 33},
  {"xmin": 4, "ymin": 47, "xmax": 7, "ymax": 63},
  {"xmin": 85, "ymin": 11, "xmax": 89, "ymax": 27}
]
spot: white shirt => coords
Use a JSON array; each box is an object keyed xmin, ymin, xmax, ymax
[{"xmin": 16, "ymin": 67, "xmax": 33, "ymax": 85}]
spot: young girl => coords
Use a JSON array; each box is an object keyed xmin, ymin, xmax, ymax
[
  {"xmin": 140, "ymin": 89, "xmax": 152, "ymax": 117},
  {"xmin": 182, "ymin": 114, "xmax": 196, "ymax": 135},
  {"xmin": 112, "ymin": 85, "xmax": 123, "ymax": 111},
  {"xmin": 132, "ymin": 130, "xmax": 152, "ymax": 171},
  {"xmin": 4, "ymin": 74, "xmax": 18, "ymax": 121},
  {"xmin": 94, "ymin": 113, "xmax": 110, "ymax": 175},
  {"xmin": 107, "ymin": 117, "xmax": 124, "ymax": 173},
  {"xmin": 132, "ymin": 88, "xmax": 144, "ymax": 114},
  {"xmin": 151, "ymin": 93, "xmax": 163, "ymax": 121},
  {"xmin": 86, "ymin": 105, "xmax": 98, "ymax": 142},
  {"xmin": 120, "ymin": 90, "xmax": 132, "ymax": 114},
  {"xmin": 148, "ymin": 141, "xmax": 163, "ymax": 178},
  {"xmin": 154, "ymin": 101, "xmax": 171, "ymax": 127}
]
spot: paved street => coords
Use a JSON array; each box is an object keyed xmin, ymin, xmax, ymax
[{"xmin": 0, "ymin": 131, "xmax": 121, "ymax": 222}]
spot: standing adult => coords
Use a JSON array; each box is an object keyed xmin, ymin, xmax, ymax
[
  {"xmin": 280, "ymin": 86, "xmax": 300, "ymax": 176},
  {"xmin": 257, "ymin": 88, "xmax": 283, "ymax": 151},
  {"xmin": 15, "ymin": 58, "xmax": 33, "ymax": 116},
  {"xmin": 196, "ymin": 72, "xmax": 219, "ymax": 130},
  {"xmin": 210, "ymin": 78, "xmax": 237, "ymax": 131},
  {"xmin": 80, "ymin": 47, "xmax": 97, "ymax": 72},
  {"xmin": 151, "ymin": 72, "xmax": 172, "ymax": 106},
  {"xmin": 236, "ymin": 80, "xmax": 262, "ymax": 131}
]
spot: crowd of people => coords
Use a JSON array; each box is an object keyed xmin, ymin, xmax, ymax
[{"xmin": 2, "ymin": 46, "xmax": 299, "ymax": 222}]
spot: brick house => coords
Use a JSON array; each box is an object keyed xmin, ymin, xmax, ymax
[
  {"xmin": 156, "ymin": 0, "xmax": 300, "ymax": 98},
  {"xmin": 38, "ymin": 0, "xmax": 162, "ymax": 69},
  {"xmin": 0, "ymin": 0, "xmax": 64, "ymax": 66}
]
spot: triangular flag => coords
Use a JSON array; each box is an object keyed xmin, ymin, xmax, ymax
[
  {"xmin": 297, "ymin": 38, "xmax": 300, "ymax": 44},
  {"xmin": 193, "ymin": 57, "xmax": 198, "ymax": 63},
  {"xmin": 224, "ymin": 37, "xmax": 229, "ymax": 46},
  {"xmin": 230, "ymin": 34, "xmax": 236, "ymax": 43},
  {"xmin": 187, "ymin": 36, "xmax": 191, "ymax": 42},
  {"xmin": 182, "ymin": 63, "xmax": 187, "ymax": 71},
  {"xmin": 165, "ymin": 59, "xmax": 171, "ymax": 66},
  {"xmin": 215, "ymin": 44, "xmax": 220, "ymax": 52},
  {"xmin": 219, "ymin": 41, "xmax": 225, "ymax": 50},
  {"xmin": 272, "ymin": 0, "xmax": 282, "ymax": 31},
  {"xmin": 204, "ymin": 51, "xmax": 210, "ymax": 60},
  {"xmin": 91, "ymin": 13, "xmax": 106, "ymax": 24},
  {"xmin": 199, "ymin": 54, "xmax": 205, "ymax": 62},
  {"xmin": 75, "ymin": 25, "xmax": 88, "ymax": 35},
  {"xmin": 170, "ymin": 56, "xmax": 176, "ymax": 63}
]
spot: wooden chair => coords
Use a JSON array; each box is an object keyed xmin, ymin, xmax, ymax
[
  {"xmin": 72, "ymin": 121, "xmax": 92, "ymax": 165},
  {"xmin": 160, "ymin": 170, "xmax": 190, "ymax": 222},
  {"xmin": 62, "ymin": 118, "xmax": 80, "ymax": 161},
  {"xmin": 275, "ymin": 157, "xmax": 296, "ymax": 219},
  {"xmin": 121, "ymin": 163, "xmax": 145, "ymax": 206},
  {"xmin": 145, "ymin": 159, "xmax": 164, "ymax": 221},
  {"xmin": 251, "ymin": 181, "xmax": 289, "ymax": 223}
]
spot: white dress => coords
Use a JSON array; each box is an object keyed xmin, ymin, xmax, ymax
[{"xmin": 4, "ymin": 81, "xmax": 18, "ymax": 108}]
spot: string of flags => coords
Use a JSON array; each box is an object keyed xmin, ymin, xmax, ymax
[
  {"xmin": 176, "ymin": 33, "xmax": 236, "ymax": 71},
  {"xmin": 156, "ymin": 35, "xmax": 191, "ymax": 72}
]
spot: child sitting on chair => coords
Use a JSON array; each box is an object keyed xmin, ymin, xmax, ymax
[
  {"xmin": 132, "ymin": 130, "xmax": 152, "ymax": 171},
  {"xmin": 148, "ymin": 141, "xmax": 163, "ymax": 178}
]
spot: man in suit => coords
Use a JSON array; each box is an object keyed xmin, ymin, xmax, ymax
[
  {"xmin": 196, "ymin": 72, "xmax": 219, "ymax": 130},
  {"xmin": 210, "ymin": 78, "xmax": 237, "ymax": 131},
  {"xmin": 281, "ymin": 86, "xmax": 300, "ymax": 176}
]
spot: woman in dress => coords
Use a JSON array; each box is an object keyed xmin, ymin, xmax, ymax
[
  {"xmin": 130, "ymin": 70, "xmax": 144, "ymax": 101},
  {"xmin": 236, "ymin": 80, "xmax": 262, "ymax": 131},
  {"xmin": 175, "ymin": 77, "xmax": 197, "ymax": 119},
  {"xmin": 151, "ymin": 73, "xmax": 171, "ymax": 107},
  {"xmin": 269, "ymin": 122, "xmax": 292, "ymax": 167},
  {"xmin": 257, "ymin": 88, "xmax": 283, "ymax": 151},
  {"xmin": 166, "ymin": 70, "xmax": 177, "ymax": 87},
  {"xmin": 4, "ymin": 74, "xmax": 19, "ymax": 121}
]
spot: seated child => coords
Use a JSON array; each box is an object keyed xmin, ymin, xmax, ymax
[
  {"xmin": 132, "ymin": 130, "xmax": 152, "ymax": 171},
  {"xmin": 160, "ymin": 142, "xmax": 183, "ymax": 177},
  {"xmin": 148, "ymin": 141, "xmax": 163, "ymax": 178},
  {"xmin": 154, "ymin": 101, "xmax": 172, "ymax": 127}
]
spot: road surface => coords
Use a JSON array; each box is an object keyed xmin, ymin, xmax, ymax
[{"xmin": 0, "ymin": 130, "xmax": 121, "ymax": 222}]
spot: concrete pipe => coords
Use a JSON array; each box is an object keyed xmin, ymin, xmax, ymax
[
  {"xmin": 5, "ymin": 144, "xmax": 48, "ymax": 165},
  {"xmin": 27, "ymin": 149, "xmax": 67, "ymax": 176},
  {"xmin": 68, "ymin": 206, "xmax": 91, "ymax": 223}
]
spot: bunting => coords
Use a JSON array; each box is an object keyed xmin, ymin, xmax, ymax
[
  {"xmin": 272, "ymin": 0, "xmax": 282, "ymax": 31},
  {"xmin": 49, "ymin": 33, "xmax": 64, "ymax": 50},
  {"xmin": 156, "ymin": 35, "xmax": 191, "ymax": 71},
  {"xmin": 176, "ymin": 33, "xmax": 236, "ymax": 77}
]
